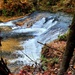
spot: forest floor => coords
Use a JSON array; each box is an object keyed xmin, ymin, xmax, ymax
[
  {"xmin": 2, "ymin": 39, "xmax": 72, "ymax": 75},
  {"xmin": 12, "ymin": 40, "xmax": 74, "ymax": 75},
  {"xmin": 40, "ymin": 40, "xmax": 66, "ymax": 75},
  {"xmin": 7, "ymin": 39, "xmax": 75, "ymax": 75}
]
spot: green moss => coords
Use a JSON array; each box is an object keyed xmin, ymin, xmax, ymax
[
  {"xmin": 58, "ymin": 32, "xmax": 69, "ymax": 41},
  {"xmin": 2, "ymin": 9, "xmax": 7, "ymax": 16},
  {"xmin": 41, "ymin": 55, "xmax": 59, "ymax": 69}
]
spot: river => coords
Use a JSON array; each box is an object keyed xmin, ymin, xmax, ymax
[{"xmin": 0, "ymin": 11, "xmax": 73, "ymax": 72}]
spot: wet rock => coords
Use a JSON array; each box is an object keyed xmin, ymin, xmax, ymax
[
  {"xmin": 0, "ymin": 26, "xmax": 12, "ymax": 32},
  {"xmin": 0, "ymin": 20, "xmax": 3, "ymax": 23}
]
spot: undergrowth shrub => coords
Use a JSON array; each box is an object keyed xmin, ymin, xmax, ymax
[
  {"xmin": 58, "ymin": 33, "xmax": 68, "ymax": 41},
  {"xmin": 2, "ymin": 1, "xmax": 33, "ymax": 16},
  {"xmin": 0, "ymin": 10, "xmax": 2, "ymax": 16},
  {"xmin": 40, "ymin": 0, "xmax": 59, "ymax": 6},
  {"xmin": 41, "ymin": 55, "xmax": 59, "ymax": 70},
  {"xmin": 41, "ymin": 55, "xmax": 59, "ymax": 64},
  {"xmin": 47, "ymin": 0, "xmax": 59, "ymax": 6}
]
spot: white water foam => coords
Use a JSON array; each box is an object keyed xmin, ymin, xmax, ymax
[
  {"xmin": 1, "ymin": 12, "xmax": 72, "ymax": 65},
  {"xmin": 0, "ymin": 21, "xmax": 15, "ymax": 27}
]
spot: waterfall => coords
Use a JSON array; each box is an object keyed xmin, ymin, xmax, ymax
[{"xmin": 0, "ymin": 12, "xmax": 72, "ymax": 65}]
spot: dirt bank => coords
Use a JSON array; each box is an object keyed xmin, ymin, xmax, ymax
[{"xmin": 41, "ymin": 40, "xmax": 66, "ymax": 74}]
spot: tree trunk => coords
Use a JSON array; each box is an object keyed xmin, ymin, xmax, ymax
[
  {"xmin": 58, "ymin": 13, "xmax": 75, "ymax": 75},
  {"xmin": 0, "ymin": 31, "xmax": 2, "ymax": 46},
  {"xmin": 33, "ymin": 0, "xmax": 39, "ymax": 10}
]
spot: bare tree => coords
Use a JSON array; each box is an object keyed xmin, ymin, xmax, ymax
[{"xmin": 58, "ymin": 12, "xmax": 75, "ymax": 75}]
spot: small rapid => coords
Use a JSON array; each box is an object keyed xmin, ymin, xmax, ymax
[{"xmin": 0, "ymin": 11, "xmax": 72, "ymax": 66}]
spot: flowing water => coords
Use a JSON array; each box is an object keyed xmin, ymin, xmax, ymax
[{"xmin": 0, "ymin": 11, "xmax": 73, "ymax": 70}]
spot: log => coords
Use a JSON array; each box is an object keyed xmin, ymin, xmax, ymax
[
  {"xmin": 37, "ymin": 41, "xmax": 63, "ymax": 53},
  {"xmin": 0, "ymin": 57, "xmax": 11, "ymax": 75}
]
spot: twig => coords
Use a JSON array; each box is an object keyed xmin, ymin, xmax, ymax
[
  {"xmin": 1, "ymin": 57, "xmax": 11, "ymax": 73},
  {"xmin": 21, "ymin": 50, "xmax": 36, "ymax": 63},
  {"xmin": 37, "ymin": 41, "xmax": 50, "ymax": 48},
  {"xmin": 70, "ymin": 65, "xmax": 75, "ymax": 75},
  {"xmin": 37, "ymin": 41, "xmax": 63, "ymax": 53},
  {"xmin": 0, "ymin": 30, "xmax": 3, "ymax": 57},
  {"xmin": 21, "ymin": 51, "xmax": 44, "ymax": 75},
  {"xmin": 0, "ymin": 57, "xmax": 11, "ymax": 75},
  {"xmin": 0, "ymin": 30, "xmax": 2, "ymax": 46}
]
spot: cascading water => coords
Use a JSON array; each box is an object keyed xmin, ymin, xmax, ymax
[{"xmin": 0, "ymin": 11, "xmax": 72, "ymax": 66}]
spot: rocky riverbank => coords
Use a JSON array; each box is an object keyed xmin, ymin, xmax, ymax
[
  {"xmin": 41, "ymin": 39, "xmax": 66, "ymax": 74},
  {"xmin": 0, "ymin": 11, "xmax": 73, "ymax": 75}
]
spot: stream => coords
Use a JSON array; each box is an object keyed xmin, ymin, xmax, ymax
[{"xmin": 0, "ymin": 11, "xmax": 73, "ymax": 71}]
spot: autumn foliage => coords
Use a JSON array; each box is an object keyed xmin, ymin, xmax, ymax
[{"xmin": 0, "ymin": 0, "xmax": 32, "ymax": 16}]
